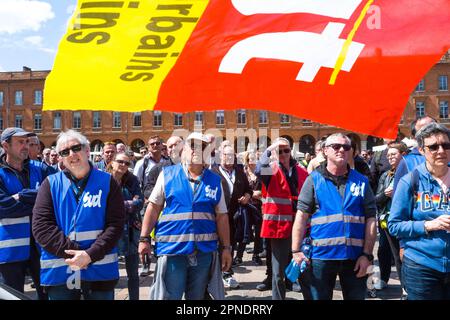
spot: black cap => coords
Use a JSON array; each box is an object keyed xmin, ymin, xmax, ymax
[{"xmin": 1, "ymin": 127, "xmax": 32, "ymax": 143}]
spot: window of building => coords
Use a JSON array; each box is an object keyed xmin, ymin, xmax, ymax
[
  {"xmin": 194, "ymin": 111, "xmax": 203, "ymax": 126},
  {"xmin": 259, "ymin": 111, "xmax": 268, "ymax": 124},
  {"xmin": 93, "ymin": 111, "xmax": 101, "ymax": 128},
  {"xmin": 0, "ymin": 115, "xmax": 3, "ymax": 130},
  {"xmin": 0, "ymin": 91, "xmax": 3, "ymax": 106},
  {"xmin": 15, "ymin": 114, "xmax": 23, "ymax": 128},
  {"xmin": 416, "ymin": 101, "xmax": 425, "ymax": 118},
  {"xmin": 415, "ymin": 79, "xmax": 425, "ymax": 92},
  {"xmin": 15, "ymin": 91, "xmax": 23, "ymax": 105},
  {"xmin": 174, "ymin": 113, "xmax": 183, "ymax": 126},
  {"xmin": 216, "ymin": 110, "xmax": 225, "ymax": 125},
  {"xmin": 280, "ymin": 114, "xmax": 290, "ymax": 124},
  {"xmin": 133, "ymin": 112, "xmax": 142, "ymax": 127},
  {"xmin": 73, "ymin": 112, "xmax": 81, "ymax": 129},
  {"xmin": 302, "ymin": 119, "xmax": 313, "ymax": 126},
  {"xmin": 53, "ymin": 112, "xmax": 62, "ymax": 129},
  {"xmin": 237, "ymin": 110, "xmax": 246, "ymax": 125},
  {"xmin": 113, "ymin": 112, "xmax": 121, "ymax": 128},
  {"xmin": 440, "ymin": 100, "xmax": 449, "ymax": 120},
  {"xmin": 34, "ymin": 113, "xmax": 42, "ymax": 130},
  {"xmin": 34, "ymin": 90, "xmax": 43, "ymax": 105},
  {"xmin": 153, "ymin": 111, "xmax": 162, "ymax": 127},
  {"xmin": 439, "ymin": 75, "xmax": 448, "ymax": 91}
]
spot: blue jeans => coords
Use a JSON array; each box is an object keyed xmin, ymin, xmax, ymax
[
  {"xmin": 308, "ymin": 259, "xmax": 368, "ymax": 300},
  {"xmin": 125, "ymin": 254, "xmax": 140, "ymax": 300},
  {"xmin": 164, "ymin": 251, "xmax": 212, "ymax": 300},
  {"xmin": 403, "ymin": 256, "xmax": 450, "ymax": 300},
  {"xmin": 47, "ymin": 283, "xmax": 114, "ymax": 300}
]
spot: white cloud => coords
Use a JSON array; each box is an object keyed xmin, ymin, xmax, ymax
[
  {"xmin": 24, "ymin": 35, "xmax": 55, "ymax": 54},
  {"xmin": 0, "ymin": 0, "xmax": 55, "ymax": 34},
  {"xmin": 0, "ymin": 65, "xmax": 5, "ymax": 72}
]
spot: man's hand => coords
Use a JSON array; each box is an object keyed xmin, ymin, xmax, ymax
[
  {"xmin": 138, "ymin": 241, "xmax": 151, "ymax": 264},
  {"xmin": 354, "ymin": 255, "xmax": 372, "ymax": 278},
  {"xmin": 65, "ymin": 250, "xmax": 92, "ymax": 270},
  {"xmin": 384, "ymin": 186, "xmax": 393, "ymax": 198},
  {"xmin": 221, "ymin": 249, "xmax": 232, "ymax": 272},
  {"xmin": 292, "ymin": 251, "xmax": 309, "ymax": 266}
]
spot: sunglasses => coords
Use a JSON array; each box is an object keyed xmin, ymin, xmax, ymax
[
  {"xmin": 149, "ymin": 141, "xmax": 161, "ymax": 146},
  {"xmin": 326, "ymin": 143, "xmax": 352, "ymax": 151},
  {"xmin": 425, "ymin": 143, "xmax": 450, "ymax": 152},
  {"xmin": 278, "ymin": 148, "xmax": 291, "ymax": 155},
  {"xmin": 115, "ymin": 159, "xmax": 131, "ymax": 166},
  {"xmin": 190, "ymin": 141, "xmax": 208, "ymax": 151},
  {"xmin": 58, "ymin": 144, "xmax": 83, "ymax": 157}
]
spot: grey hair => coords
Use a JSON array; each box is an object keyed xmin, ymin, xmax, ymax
[
  {"xmin": 55, "ymin": 130, "xmax": 90, "ymax": 153},
  {"xmin": 415, "ymin": 122, "xmax": 450, "ymax": 149},
  {"xmin": 325, "ymin": 133, "xmax": 351, "ymax": 146},
  {"xmin": 273, "ymin": 137, "xmax": 290, "ymax": 146}
]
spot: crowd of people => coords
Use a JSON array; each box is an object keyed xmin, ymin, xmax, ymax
[{"xmin": 1, "ymin": 114, "xmax": 450, "ymax": 300}]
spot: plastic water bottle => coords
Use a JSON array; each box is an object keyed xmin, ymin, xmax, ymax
[{"xmin": 299, "ymin": 237, "xmax": 312, "ymax": 273}]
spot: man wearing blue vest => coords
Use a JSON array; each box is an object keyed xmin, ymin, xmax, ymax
[
  {"xmin": 139, "ymin": 132, "xmax": 232, "ymax": 300},
  {"xmin": 292, "ymin": 133, "xmax": 377, "ymax": 300},
  {"xmin": 0, "ymin": 127, "xmax": 55, "ymax": 299},
  {"xmin": 32, "ymin": 130, "xmax": 125, "ymax": 300}
]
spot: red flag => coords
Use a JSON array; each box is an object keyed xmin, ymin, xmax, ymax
[{"xmin": 155, "ymin": 0, "xmax": 450, "ymax": 138}]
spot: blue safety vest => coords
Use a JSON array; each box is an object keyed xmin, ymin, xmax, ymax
[
  {"xmin": 0, "ymin": 160, "xmax": 44, "ymax": 264},
  {"xmin": 310, "ymin": 169, "xmax": 367, "ymax": 260},
  {"xmin": 155, "ymin": 164, "xmax": 221, "ymax": 255},
  {"xmin": 40, "ymin": 169, "xmax": 119, "ymax": 286}
]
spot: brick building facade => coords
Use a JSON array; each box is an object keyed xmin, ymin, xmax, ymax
[{"xmin": 0, "ymin": 52, "xmax": 449, "ymax": 155}]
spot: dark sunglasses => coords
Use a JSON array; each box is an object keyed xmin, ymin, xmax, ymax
[
  {"xmin": 278, "ymin": 148, "xmax": 291, "ymax": 155},
  {"xmin": 190, "ymin": 141, "xmax": 208, "ymax": 151},
  {"xmin": 327, "ymin": 143, "xmax": 352, "ymax": 151},
  {"xmin": 58, "ymin": 144, "xmax": 83, "ymax": 157},
  {"xmin": 149, "ymin": 141, "xmax": 161, "ymax": 146},
  {"xmin": 425, "ymin": 143, "xmax": 450, "ymax": 152},
  {"xmin": 115, "ymin": 159, "xmax": 131, "ymax": 166}
]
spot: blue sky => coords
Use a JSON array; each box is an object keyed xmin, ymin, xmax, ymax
[{"xmin": 0, "ymin": 0, "xmax": 77, "ymax": 72}]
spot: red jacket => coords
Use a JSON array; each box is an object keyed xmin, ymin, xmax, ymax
[{"xmin": 261, "ymin": 163, "xmax": 308, "ymax": 239}]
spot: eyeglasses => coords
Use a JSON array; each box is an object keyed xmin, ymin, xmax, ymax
[
  {"xmin": 278, "ymin": 148, "xmax": 291, "ymax": 155},
  {"xmin": 115, "ymin": 159, "xmax": 131, "ymax": 166},
  {"xmin": 326, "ymin": 143, "xmax": 352, "ymax": 151},
  {"xmin": 425, "ymin": 143, "xmax": 450, "ymax": 152},
  {"xmin": 190, "ymin": 141, "xmax": 208, "ymax": 151},
  {"xmin": 58, "ymin": 144, "xmax": 83, "ymax": 157},
  {"xmin": 149, "ymin": 141, "xmax": 161, "ymax": 146}
]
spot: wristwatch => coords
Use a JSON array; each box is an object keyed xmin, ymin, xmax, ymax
[
  {"xmin": 361, "ymin": 252, "xmax": 374, "ymax": 262},
  {"xmin": 139, "ymin": 236, "xmax": 151, "ymax": 243}
]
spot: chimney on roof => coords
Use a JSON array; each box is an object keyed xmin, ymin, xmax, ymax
[{"xmin": 23, "ymin": 66, "xmax": 31, "ymax": 72}]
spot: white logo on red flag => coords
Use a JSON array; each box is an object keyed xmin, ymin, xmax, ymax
[{"xmin": 220, "ymin": 0, "xmax": 365, "ymax": 82}]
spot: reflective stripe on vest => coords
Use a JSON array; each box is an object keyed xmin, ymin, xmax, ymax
[
  {"xmin": 158, "ymin": 212, "xmax": 216, "ymax": 223},
  {"xmin": 0, "ymin": 238, "xmax": 29, "ymax": 249},
  {"xmin": 312, "ymin": 237, "xmax": 364, "ymax": 247},
  {"xmin": 261, "ymin": 197, "xmax": 292, "ymax": 205},
  {"xmin": 263, "ymin": 214, "xmax": 293, "ymax": 222},
  {"xmin": 0, "ymin": 217, "xmax": 30, "ymax": 227},
  {"xmin": 156, "ymin": 233, "xmax": 218, "ymax": 243},
  {"xmin": 41, "ymin": 253, "xmax": 118, "ymax": 269},
  {"xmin": 68, "ymin": 230, "xmax": 103, "ymax": 242},
  {"xmin": 311, "ymin": 214, "xmax": 365, "ymax": 226}
]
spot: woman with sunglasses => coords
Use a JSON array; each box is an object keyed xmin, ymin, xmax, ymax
[
  {"xmin": 389, "ymin": 122, "xmax": 450, "ymax": 300},
  {"xmin": 107, "ymin": 153, "xmax": 144, "ymax": 300}
]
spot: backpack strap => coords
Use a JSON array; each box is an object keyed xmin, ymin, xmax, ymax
[{"xmin": 410, "ymin": 168, "xmax": 420, "ymax": 216}]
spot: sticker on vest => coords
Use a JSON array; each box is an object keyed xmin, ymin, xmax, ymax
[
  {"xmin": 83, "ymin": 190, "xmax": 103, "ymax": 208},
  {"xmin": 205, "ymin": 185, "xmax": 218, "ymax": 200},
  {"xmin": 350, "ymin": 182, "xmax": 365, "ymax": 197}
]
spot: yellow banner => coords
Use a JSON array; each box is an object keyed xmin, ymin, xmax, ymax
[{"xmin": 43, "ymin": 0, "xmax": 208, "ymax": 111}]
